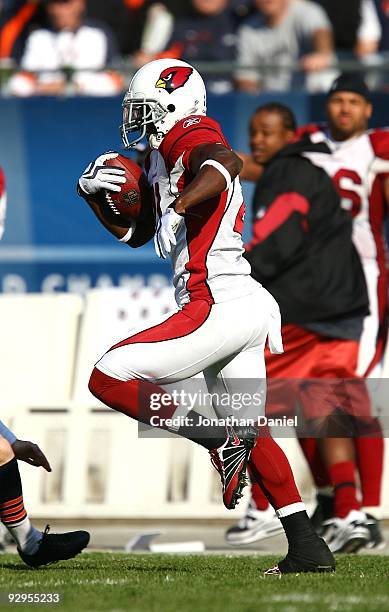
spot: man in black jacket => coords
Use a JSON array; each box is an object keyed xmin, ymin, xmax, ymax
[
  {"xmin": 226, "ymin": 103, "xmax": 373, "ymax": 554},
  {"xmin": 246, "ymin": 114, "xmax": 367, "ymax": 326}
]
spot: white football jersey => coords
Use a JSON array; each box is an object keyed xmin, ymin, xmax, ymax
[
  {"xmin": 302, "ymin": 125, "xmax": 389, "ymax": 375},
  {"xmin": 145, "ymin": 115, "xmax": 255, "ymax": 307},
  {"xmin": 303, "ymin": 126, "xmax": 389, "ymax": 265}
]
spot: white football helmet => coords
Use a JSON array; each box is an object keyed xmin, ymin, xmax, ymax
[{"xmin": 121, "ymin": 58, "xmax": 207, "ymax": 150}]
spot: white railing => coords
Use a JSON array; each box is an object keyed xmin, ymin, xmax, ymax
[{"xmin": 0, "ymin": 290, "xmax": 387, "ymax": 518}]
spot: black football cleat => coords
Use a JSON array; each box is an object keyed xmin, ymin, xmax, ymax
[
  {"xmin": 210, "ymin": 425, "xmax": 257, "ymax": 510},
  {"xmin": 264, "ymin": 536, "xmax": 335, "ymax": 575},
  {"xmin": 18, "ymin": 525, "xmax": 90, "ymax": 567}
]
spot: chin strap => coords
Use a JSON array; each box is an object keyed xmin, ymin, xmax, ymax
[{"xmin": 149, "ymin": 132, "xmax": 164, "ymax": 149}]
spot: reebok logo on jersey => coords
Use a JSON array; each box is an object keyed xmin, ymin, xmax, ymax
[
  {"xmin": 155, "ymin": 67, "xmax": 193, "ymax": 94},
  {"xmin": 183, "ymin": 117, "xmax": 202, "ymax": 129}
]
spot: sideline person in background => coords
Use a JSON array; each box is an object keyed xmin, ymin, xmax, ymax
[{"xmin": 0, "ymin": 419, "xmax": 90, "ymax": 565}]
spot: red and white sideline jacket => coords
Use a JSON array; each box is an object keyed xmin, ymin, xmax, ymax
[
  {"xmin": 300, "ymin": 125, "xmax": 389, "ymax": 374},
  {"xmin": 146, "ymin": 115, "xmax": 255, "ymax": 307},
  {"xmin": 0, "ymin": 167, "xmax": 6, "ymax": 240}
]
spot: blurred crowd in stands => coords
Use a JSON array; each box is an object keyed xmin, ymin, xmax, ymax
[{"xmin": 0, "ymin": 0, "xmax": 389, "ymax": 95}]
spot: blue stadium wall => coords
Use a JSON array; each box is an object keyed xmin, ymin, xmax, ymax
[{"xmin": 0, "ymin": 92, "xmax": 388, "ymax": 293}]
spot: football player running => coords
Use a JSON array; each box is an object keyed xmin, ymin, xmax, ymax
[
  {"xmin": 0, "ymin": 420, "xmax": 90, "ymax": 566},
  {"xmin": 230, "ymin": 73, "xmax": 387, "ymax": 553},
  {"xmin": 78, "ymin": 58, "xmax": 335, "ymax": 574}
]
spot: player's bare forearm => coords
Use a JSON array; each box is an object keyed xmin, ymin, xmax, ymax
[{"xmin": 174, "ymin": 144, "xmax": 243, "ymax": 214}]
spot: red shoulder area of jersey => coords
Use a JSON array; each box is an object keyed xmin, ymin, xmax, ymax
[
  {"xmin": 368, "ymin": 128, "xmax": 389, "ymax": 160},
  {"xmin": 295, "ymin": 123, "xmax": 326, "ymax": 141},
  {"xmin": 159, "ymin": 115, "xmax": 228, "ymax": 171}
]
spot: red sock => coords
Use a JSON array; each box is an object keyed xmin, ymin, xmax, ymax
[
  {"xmin": 249, "ymin": 430, "xmax": 302, "ymax": 511},
  {"xmin": 89, "ymin": 368, "xmax": 177, "ymax": 426},
  {"xmin": 298, "ymin": 438, "xmax": 330, "ymax": 488},
  {"xmin": 328, "ymin": 461, "xmax": 360, "ymax": 518},
  {"xmin": 355, "ymin": 434, "xmax": 384, "ymax": 509}
]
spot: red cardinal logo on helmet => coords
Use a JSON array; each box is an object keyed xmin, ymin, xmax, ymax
[{"xmin": 155, "ymin": 66, "xmax": 193, "ymax": 94}]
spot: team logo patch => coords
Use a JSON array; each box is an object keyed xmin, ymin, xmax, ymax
[{"xmin": 155, "ymin": 67, "xmax": 193, "ymax": 94}]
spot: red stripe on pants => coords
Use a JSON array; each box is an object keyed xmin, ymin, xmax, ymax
[{"xmin": 108, "ymin": 300, "xmax": 211, "ymax": 352}]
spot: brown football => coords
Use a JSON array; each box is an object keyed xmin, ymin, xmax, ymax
[{"xmin": 102, "ymin": 154, "xmax": 146, "ymax": 224}]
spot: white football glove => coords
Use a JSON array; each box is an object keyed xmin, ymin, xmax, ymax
[
  {"xmin": 154, "ymin": 206, "xmax": 184, "ymax": 259},
  {"xmin": 78, "ymin": 152, "xmax": 126, "ymax": 196}
]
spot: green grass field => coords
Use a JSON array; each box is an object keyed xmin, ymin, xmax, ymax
[{"xmin": 0, "ymin": 553, "xmax": 388, "ymax": 612}]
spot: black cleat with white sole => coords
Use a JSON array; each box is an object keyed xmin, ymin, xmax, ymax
[{"xmin": 18, "ymin": 525, "xmax": 90, "ymax": 567}]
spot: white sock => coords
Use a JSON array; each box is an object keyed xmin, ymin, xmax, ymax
[
  {"xmin": 6, "ymin": 517, "xmax": 42, "ymax": 554},
  {"xmin": 276, "ymin": 502, "xmax": 306, "ymax": 518}
]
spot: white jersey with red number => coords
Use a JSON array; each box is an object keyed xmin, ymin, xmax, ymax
[
  {"xmin": 302, "ymin": 126, "xmax": 389, "ymax": 263},
  {"xmin": 146, "ymin": 115, "xmax": 255, "ymax": 307},
  {"xmin": 302, "ymin": 125, "xmax": 389, "ymax": 375}
]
